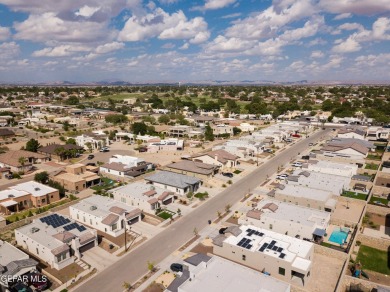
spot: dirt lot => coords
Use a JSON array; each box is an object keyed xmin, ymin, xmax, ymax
[
  {"xmin": 366, "ymin": 213, "xmax": 389, "ymax": 227},
  {"xmin": 304, "ymin": 253, "xmax": 345, "ymax": 292},
  {"xmin": 332, "ymin": 200, "xmax": 365, "ymax": 224}
]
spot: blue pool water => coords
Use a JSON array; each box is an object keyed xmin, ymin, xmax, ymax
[{"xmin": 329, "ymin": 228, "xmax": 349, "ymax": 244}]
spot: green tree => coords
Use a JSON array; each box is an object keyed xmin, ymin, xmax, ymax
[
  {"xmin": 131, "ymin": 122, "xmax": 148, "ymax": 135},
  {"xmin": 18, "ymin": 157, "xmax": 27, "ymax": 171},
  {"xmin": 158, "ymin": 114, "xmax": 170, "ymax": 124},
  {"xmin": 65, "ymin": 96, "xmax": 79, "ymax": 105},
  {"xmin": 105, "ymin": 114, "xmax": 128, "ymax": 124},
  {"xmin": 204, "ymin": 124, "xmax": 214, "ymax": 141},
  {"xmin": 25, "ymin": 138, "xmax": 41, "ymax": 152},
  {"xmin": 85, "ymin": 142, "xmax": 93, "ymax": 153},
  {"xmin": 34, "ymin": 171, "xmax": 49, "ymax": 184},
  {"xmin": 66, "ymin": 138, "xmax": 76, "ymax": 145},
  {"xmin": 233, "ymin": 127, "xmax": 242, "ymax": 136},
  {"xmin": 48, "ymin": 179, "xmax": 66, "ymax": 197}
]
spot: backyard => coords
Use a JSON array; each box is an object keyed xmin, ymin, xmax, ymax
[
  {"xmin": 364, "ymin": 163, "xmax": 379, "ymax": 170},
  {"xmin": 369, "ymin": 196, "xmax": 389, "ymax": 207},
  {"xmin": 356, "ymin": 245, "xmax": 390, "ymax": 275},
  {"xmin": 91, "ymin": 177, "xmax": 116, "ymax": 193},
  {"xmin": 342, "ymin": 190, "xmax": 368, "ymax": 201}
]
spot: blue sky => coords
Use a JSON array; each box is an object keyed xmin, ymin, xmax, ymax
[{"xmin": 0, "ymin": 0, "xmax": 389, "ymax": 83}]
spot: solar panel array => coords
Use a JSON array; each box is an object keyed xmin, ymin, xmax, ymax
[
  {"xmin": 63, "ymin": 223, "xmax": 87, "ymax": 232},
  {"xmin": 258, "ymin": 239, "xmax": 285, "ymax": 257},
  {"xmin": 40, "ymin": 214, "xmax": 70, "ymax": 228},
  {"xmin": 246, "ymin": 228, "xmax": 264, "ymax": 237},
  {"xmin": 237, "ymin": 237, "xmax": 253, "ymax": 249}
]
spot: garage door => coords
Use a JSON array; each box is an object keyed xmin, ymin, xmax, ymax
[
  {"xmin": 79, "ymin": 241, "xmax": 95, "ymax": 253},
  {"xmin": 163, "ymin": 198, "xmax": 173, "ymax": 205},
  {"xmin": 128, "ymin": 216, "xmax": 139, "ymax": 225}
]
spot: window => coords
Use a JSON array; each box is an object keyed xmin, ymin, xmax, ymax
[
  {"xmin": 77, "ymin": 214, "xmax": 79, "ymax": 219},
  {"xmin": 269, "ymin": 224, "xmax": 273, "ymax": 230},
  {"xmin": 42, "ymin": 198, "xmax": 46, "ymax": 203},
  {"xmin": 279, "ymin": 267, "xmax": 285, "ymax": 276},
  {"xmin": 242, "ymin": 255, "xmax": 246, "ymax": 261},
  {"xmin": 90, "ymin": 219, "xmax": 92, "ymax": 225},
  {"xmin": 51, "ymin": 195, "xmax": 53, "ymax": 198},
  {"xmin": 83, "ymin": 216, "xmax": 85, "ymax": 222},
  {"xmin": 119, "ymin": 172, "xmax": 122, "ymax": 175},
  {"xmin": 36, "ymin": 248, "xmax": 39, "ymax": 255},
  {"xmin": 112, "ymin": 223, "xmax": 118, "ymax": 230},
  {"xmin": 121, "ymin": 198, "xmax": 126, "ymax": 203}
]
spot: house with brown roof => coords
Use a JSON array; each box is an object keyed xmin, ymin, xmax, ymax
[
  {"xmin": 69, "ymin": 195, "xmax": 142, "ymax": 237},
  {"xmin": 192, "ymin": 149, "xmax": 239, "ymax": 169},
  {"xmin": 0, "ymin": 128, "xmax": 15, "ymax": 140},
  {"xmin": 37, "ymin": 143, "xmax": 83, "ymax": 162},
  {"xmin": 164, "ymin": 160, "xmax": 219, "ymax": 179},
  {"xmin": 0, "ymin": 150, "xmax": 48, "ymax": 172},
  {"xmin": 51, "ymin": 164, "xmax": 101, "ymax": 193}
]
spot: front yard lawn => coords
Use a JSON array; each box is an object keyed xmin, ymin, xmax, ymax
[
  {"xmin": 341, "ymin": 191, "xmax": 368, "ymax": 201},
  {"xmin": 364, "ymin": 163, "xmax": 379, "ymax": 170},
  {"xmin": 356, "ymin": 245, "xmax": 390, "ymax": 275},
  {"xmin": 369, "ymin": 196, "xmax": 389, "ymax": 207},
  {"xmin": 233, "ymin": 170, "xmax": 242, "ymax": 174},
  {"xmin": 366, "ymin": 154, "xmax": 382, "ymax": 161},
  {"xmin": 91, "ymin": 177, "xmax": 115, "ymax": 192},
  {"xmin": 157, "ymin": 210, "xmax": 175, "ymax": 220},
  {"xmin": 194, "ymin": 192, "xmax": 209, "ymax": 200}
]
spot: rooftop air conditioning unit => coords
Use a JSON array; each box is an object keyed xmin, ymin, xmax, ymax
[
  {"xmin": 90, "ymin": 205, "xmax": 97, "ymax": 211},
  {"xmin": 34, "ymin": 188, "xmax": 40, "ymax": 191},
  {"xmin": 31, "ymin": 227, "xmax": 40, "ymax": 233}
]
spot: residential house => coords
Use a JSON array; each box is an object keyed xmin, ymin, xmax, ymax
[
  {"xmin": 192, "ymin": 149, "xmax": 239, "ymax": 169},
  {"xmin": 337, "ymin": 127, "xmax": 366, "ymax": 140},
  {"xmin": 272, "ymin": 184, "xmax": 337, "ymax": 212},
  {"xmin": 111, "ymin": 182, "xmax": 175, "ymax": 212},
  {"xmin": 213, "ymin": 225, "xmax": 314, "ymax": 286},
  {"xmin": 0, "ymin": 150, "xmax": 48, "ymax": 172},
  {"xmin": 366, "ymin": 126, "xmax": 390, "ymax": 141},
  {"xmin": 166, "ymin": 254, "xmax": 290, "ymax": 292},
  {"xmin": 15, "ymin": 213, "xmax": 97, "ymax": 270},
  {"xmin": 164, "ymin": 160, "xmax": 219, "ymax": 180},
  {"xmin": 302, "ymin": 160, "xmax": 358, "ymax": 177},
  {"xmin": 211, "ymin": 124, "xmax": 233, "ymax": 137},
  {"xmin": 76, "ymin": 131, "xmax": 109, "ymax": 150},
  {"xmin": 51, "ymin": 164, "xmax": 101, "ymax": 192},
  {"xmin": 0, "ymin": 129, "xmax": 15, "ymax": 140},
  {"xmin": 0, "ymin": 181, "xmax": 60, "ymax": 215},
  {"xmin": 321, "ymin": 138, "xmax": 374, "ymax": 160},
  {"xmin": 145, "ymin": 171, "xmax": 202, "ymax": 196},
  {"xmin": 100, "ymin": 155, "xmax": 152, "ymax": 178},
  {"xmin": 37, "ymin": 144, "xmax": 83, "ymax": 161},
  {"xmin": 147, "ymin": 138, "xmax": 184, "ymax": 153},
  {"xmin": 69, "ymin": 195, "xmax": 142, "ymax": 237},
  {"xmin": 0, "ymin": 240, "xmax": 38, "ymax": 292},
  {"xmin": 213, "ymin": 140, "xmax": 264, "ymax": 159},
  {"xmin": 239, "ymin": 199, "xmax": 330, "ymax": 240}
]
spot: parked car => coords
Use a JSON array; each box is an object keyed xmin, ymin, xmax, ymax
[
  {"xmin": 86, "ymin": 162, "xmax": 96, "ymax": 167},
  {"xmin": 25, "ymin": 271, "xmax": 49, "ymax": 291},
  {"xmin": 222, "ymin": 172, "xmax": 233, "ymax": 178},
  {"xmin": 99, "ymin": 147, "xmax": 109, "ymax": 152},
  {"xmin": 4, "ymin": 173, "xmax": 13, "ymax": 179},
  {"xmin": 301, "ymin": 155, "xmax": 310, "ymax": 160},
  {"xmin": 308, "ymin": 143, "xmax": 314, "ymax": 146},
  {"xmin": 139, "ymin": 147, "xmax": 147, "ymax": 153},
  {"xmin": 292, "ymin": 134, "xmax": 301, "ymax": 138},
  {"xmin": 170, "ymin": 263, "xmax": 183, "ymax": 273},
  {"xmin": 87, "ymin": 154, "xmax": 94, "ymax": 160},
  {"xmin": 285, "ymin": 138, "xmax": 293, "ymax": 143},
  {"xmin": 264, "ymin": 148, "xmax": 273, "ymax": 153},
  {"xmin": 292, "ymin": 162, "xmax": 302, "ymax": 167},
  {"xmin": 276, "ymin": 174, "xmax": 288, "ymax": 180}
]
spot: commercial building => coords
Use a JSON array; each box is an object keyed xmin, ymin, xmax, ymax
[
  {"xmin": 15, "ymin": 214, "xmax": 97, "ymax": 270},
  {"xmin": 51, "ymin": 164, "xmax": 101, "ymax": 192},
  {"xmin": 239, "ymin": 199, "xmax": 330, "ymax": 240},
  {"xmin": 69, "ymin": 195, "xmax": 142, "ymax": 237},
  {"xmin": 145, "ymin": 171, "xmax": 201, "ymax": 196},
  {"xmin": 111, "ymin": 181, "xmax": 175, "ymax": 211},
  {"xmin": 164, "ymin": 160, "xmax": 219, "ymax": 179},
  {"xmin": 0, "ymin": 181, "xmax": 60, "ymax": 215},
  {"xmin": 213, "ymin": 225, "xmax": 314, "ymax": 286},
  {"xmin": 272, "ymin": 184, "xmax": 337, "ymax": 212},
  {"xmin": 167, "ymin": 254, "xmax": 290, "ymax": 292},
  {"xmin": 0, "ymin": 240, "xmax": 38, "ymax": 292}
]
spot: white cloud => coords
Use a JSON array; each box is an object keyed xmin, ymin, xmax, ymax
[
  {"xmin": 307, "ymin": 37, "xmax": 327, "ymax": 47},
  {"xmin": 95, "ymin": 42, "xmax": 125, "ymax": 54},
  {"xmin": 202, "ymin": 0, "xmax": 237, "ymax": 10},
  {"xmin": 44, "ymin": 61, "xmax": 59, "ymax": 66},
  {"xmin": 221, "ymin": 13, "xmax": 241, "ymax": 19},
  {"xmin": 161, "ymin": 42, "xmax": 175, "ymax": 49},
  {"xmin": 14, "ymin": 13, "xmax": 115, "ymax": 43},
  {"xmin": 338, "ymin": 22, "xmax": 364, "ymax": 31},
  {"xmin": 158, "ymin": 0, "xmax": 179, "ymax": 4},
  {"xmin": 32, "ymin": 45, "xmax": 91, "ymax": 57},
  {"xmin": 355, "ymin": 53, "xmax": 390, "ymax": 67},
  {"xmin": 323, "ymin": 55, "xmax": 343, "ymax": 69},
  {"xmin": 0, "ymin": 26, "xmax": 11, "ymax": 41},
  {"xmin": 332, "ymin": 37, "xmax": 361, "ymax": 53},
  {"xmin": 118, "ymin": 8, "xmax": 209, "ymax": 44},
  {"xmin": 75, "ymin": 5, "xmax": 101, "ymax": 18},
  {"xmin": 333, "ymin": 13, "xmax": 352, "ymax": 20},
  {"xmin": 310, "ymin": 50, "xmax": 324, "ymax": 58},
  {"xmin": 0, "ymin": 42, "xmax": 20, "ymax": 59},
  {"xmin": 279, "ymin": 16, "xmax": 324, "ymax": 41},
  {"xmin": 319, "ymin": 0, "xmax": 390, "ymax": 15},
  {"xmin": 179, "ymin": 42, "xmax": 189, "ymax": 50}
]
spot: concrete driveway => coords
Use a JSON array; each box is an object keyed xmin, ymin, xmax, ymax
[{"xmin": 81, "ymin": 246, "xmax": 117, "ymax": 271}]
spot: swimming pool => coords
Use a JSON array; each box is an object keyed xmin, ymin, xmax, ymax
[{"xmin": 329, "ymin": 227, "xmax": 349, "ymax": 245}]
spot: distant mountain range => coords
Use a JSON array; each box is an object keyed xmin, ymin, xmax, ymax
[{"xmin": 0, "ymin": 79, "xmax": 389, "ymax": 86}]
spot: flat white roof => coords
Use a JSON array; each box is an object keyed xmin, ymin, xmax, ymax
[
  {"xmin": 111, "ymin": 181, "xmax": 167, "ymax": 201},
  {"xmin": 276, "ymin": 184, "xmax": 332, "ymax": 202},
  {"xmin": 70, "ymin": 195, "xmax": 138, "ymax": 219},
  {"xmin": 0, "ymin": 189, "xmax": 29, "ymax": 201},
  {"xmin": 179, "ymin": 256, "xmax": 290, "ymax": 292},
  {"xmin": 255, "ymin": 199, "xmax": 330, "ymax": 229},
  {"xmin": 0, "ymin": 240, "xmax": 29, "ymax": 266},
  {"xmin": 307, "ymin": 160, "xmax": 357, "ymax": 175},
  {"xmin": 10, "ymin": 181, "xmax": 57, "ymax": 197},
  {"xmin": 224, "ymin": 225, "xmax": 313, "ymax": 263}
]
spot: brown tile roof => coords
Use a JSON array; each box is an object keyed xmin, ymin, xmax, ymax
[
  {"xmin": 246, "ymin": 209, "xmax": 263, "ymax": 220},
  {"xmin": 79, "ymin": 232, "xmax": 96, "ymax": 245},
  {"xmin": 101, "ymin": 162, "xmax": 127, "ymax": 172},
  {"xmin": 262, "ymin": 202, "xmax": 279, "ymax": 212},
  {"xmin": 109, "ymin": 206, "xmax": 126, "ymax": 215},
  {"xmin": 52, "ymin": 231, "xmax": 76, "ymax": 243},
  {"xmin": 166, "ymin": 160, "xmax": 218, "ymax": 175},
  {"xmin": 51, "ymin": 244, "xmax": 69, "ymax": 256},
  {"xmin": 125, "ymin": 208, "xmax": 142, "ymax": 219},
  {"xmin": 0, "ymin": 150, "xmax": 46, "ymax": 167},
  {"xmin": 0, "ymin": 129, "xmax": 14, "ymax": 137},
  {"xmin": 101, "ymin": 213, "xmax": 119, "ymax": 225},
  {"xmin": 322, "ymin": 142, "xmax": 369, "ymax": 155},
  {"xmin": 192, "ymin": 149, "xmax": 239, "ymax": 164},
  {"xmin": 143, "ymin": 190, "xmax": 157, "ymax": 197},
  {"xmin": 147, "ymin": 198, "xmax": 158, "ymax": 204},
  {"xmin": 38, "ymin": 144, "xmax": 83, "ymax": 155},
  {"xmin": 158, "ymin": 191, "xmax": 172, "ymax": 201}
]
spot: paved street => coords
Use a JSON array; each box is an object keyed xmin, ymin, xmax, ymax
[{"xmin": 74, "ymin": 129, "xmax": 330, "ymax": 292}]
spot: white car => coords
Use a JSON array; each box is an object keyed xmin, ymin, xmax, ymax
[
  {"xmin": 276, "ymin": 174, "xmax": 289, "ymax": 180},
  {"xmin": 292, "ymin": 162, "xmax": 302, "ymax": 167}
]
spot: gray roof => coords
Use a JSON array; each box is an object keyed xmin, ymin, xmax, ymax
[
  {"xmin": 212, "ymin": 234, "xmax": 226, "ymax": 247},
  {"xmin": 2, "ymin": 259, "xmax": 38, "ymax": 277},
  {"xmin": 225, "ymin": 226, "xmax": 242, "ymax": 237},
  {"xmin": 166, "ymin": 160, "xmax": 217, "ymax": 175},
  {"xmin": 166, "ymin": 268, "xmax": 190, "ymax": 292},
  {"xmin": 145, "ymin": 171, "xmax": 201, "ymax": 189},
  {"xmin": 352, "ymin": 174, "xmax": 372, "ymax": 182},
  {"xmin": 184, "ymin": 253, "xmax": 212, "ymax": 266}
]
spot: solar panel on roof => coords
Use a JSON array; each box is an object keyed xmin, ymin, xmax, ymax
[
  {"xmin": 270, "ymin": 240, "xmax": 276, "ymax": 245},
  {"xmin": 77, "ymin": 226, "xmax": 86, "ymax": 232},
  {"xmin": 259, "ymin": 232, "xmax": 264, "ymax": 236},
  {"xmin": 246, "ymin": 244, "xmax": 252, "ymax": 249},
  {"xmin": 279, "ymin": 253, "xmax": 286, "ymax": 259},
  {"xmin": 277, "ymin": 247, "xmax": 283, "ymax": 252},
  {"xmin": 272, "ymin": 246, "xmax": 278, "ymax": 251},
  {"xmin": 242, "ymin": 243, "xmax": 248, "ymax": 248},
  {"xmin": 259, "ymin": 246, "xmax": 266, "ymax": 252},
  {"xmin": 247, "ymin": 228, "xmax": 253, "ymax": 232}
]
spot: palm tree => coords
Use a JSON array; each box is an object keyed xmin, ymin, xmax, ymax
[{"xmin": 18, "ymin": 157, "xmax": 27, "ymax": 172}]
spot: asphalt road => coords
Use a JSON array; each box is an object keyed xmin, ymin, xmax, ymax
[{"xmin": 74, "ymin": 129, "xmax": 331, "ymax": 292}]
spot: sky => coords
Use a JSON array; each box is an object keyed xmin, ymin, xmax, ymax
[{"xmin": 0, "ymin": 0, "xmax": 389, "ymax": 83}]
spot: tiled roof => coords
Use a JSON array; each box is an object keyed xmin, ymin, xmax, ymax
[
  {"xmin": 166, "ymin": 160, "xmax": 217, "ymax": 175},
  {"xmin": 101, "ymin": 213, "xmax": 119, "ymax": 226},
  {"xmin": 52, "ymin": 231, "xmax": 76, "ymax": 243},
  {"xmin": 246, "ymin": 209, "xmax": 262, "ymax": 220},
  {"xmin": 38, "ymin": 144, "xmax": 83, "ymax": 155},
  {"xmin": 109, "ymin": 206, "xmax": 127, "ymax": 215},
  {"xmin": 51, "ymin": 244, "xmax": 69, "ymax": 256},
  {"xmin": 125, "ymin": 208, "xmax": 142, "ymax": 219},
  {"xmin": 145, "ymin": 171, "xmax": 201, "ymax": 189}
]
